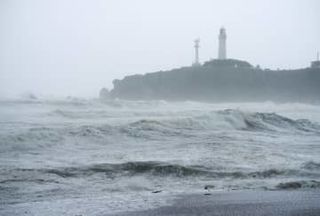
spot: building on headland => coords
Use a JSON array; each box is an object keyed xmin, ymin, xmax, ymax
[{"xmin": 311, "ymin": 52, "xmax": 320, "ymax": 68}]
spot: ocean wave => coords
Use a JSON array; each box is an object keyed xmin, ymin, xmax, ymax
[
  {"xmin": 0, "ymin": 124, "xmax": 114, "ymax": 148},
  {"xmin": 217, "ymin": 109, "xmax": 320, "ymax": 132},
  {"xmin": 3, "ymin": 161, "xmax": 320, "ymax": 196},
  {"xmin": 42, "ymin": 162, "xmax": 209, "ymax": 178},
  {"xmin": 120, "ymin": 120, "xmax": 185, "ymax": 139},
  {"xmin": 3, "ymin": 110, "xmax": 319, "ymax": 147},
  {"xmin": 48, "ymin": 109, "xmax": 119, "ymax": 119},
  {"xmin": 44, "ymin": 162, "xmax": 320, "ymax": 179},
  {"xmin": 121, "ymin": 110, "xmax": 320, "ymax": 135},
  {"xmin": 0, "ymin": 97, "xmax": 94, "ymax": 106},
  {"xmin": 68, "ymin": 125, "xmax": 114, "ymax": 137},
  {"xmin": 49, "ymin": 109, "xmax": 78, "ymax": 118},
  {"xmin": 276, "ymin": 180, "xmax": 320, "ymax": 190},
  {"xmin": 4, "ymin": 162, "xmax": 313, "ymax": 180},
  {"xmin": 0, "ymin": 127, "xmax": 63, "ymax": 151},
  {"xmin": 0, "ymin": 98, "xmax": 171, "ymax": 109},
  {"xmin": 302, "ymin": 161, "xmax": 320, "ymax": 170},
  {"xmin": 47, "ymin": 109, "xmax": 320, "ymax": 134}
]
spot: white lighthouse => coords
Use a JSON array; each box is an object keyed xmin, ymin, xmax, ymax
[{"xmin": 218, "ymin": 27, "xmax": 227, "ymax": 60}]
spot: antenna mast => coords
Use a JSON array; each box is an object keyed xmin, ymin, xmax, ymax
[{"xmin": 193, "ymin": 38, "xmax": 200, "ymax": 66}]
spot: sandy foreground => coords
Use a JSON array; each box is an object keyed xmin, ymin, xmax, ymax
[{"xmin": 109, "ymin": 190, "xmax": 320, "ymax": 216}]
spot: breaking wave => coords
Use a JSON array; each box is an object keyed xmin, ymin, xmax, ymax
[
  {"xmin": 2, "ymin": 110, "xmax": 320, "ymax": 147},
  {"xmin": 122, "ymin": 110, "xmax": 320, "ymax": 135},
  {"xmin": 302, "ymin": 161, "xmax": 320, "ymax": 170},
  {"xmin": 3, "ymin": 161, "xmax": 318, "ymax": 181},
  {"xmin": 48, "ymin": 108, "xmax": 320, "ymax": 134},
  {"xmin": 276, "ymin": 180, "xmax": 320, "ymax": 190}
]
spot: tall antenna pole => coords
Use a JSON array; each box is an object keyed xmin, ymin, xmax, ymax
[{"xmin": 193, "ymin": 38, "xmax": 200, "ymax": 66}]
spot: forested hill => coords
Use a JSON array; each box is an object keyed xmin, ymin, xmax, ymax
[{"xmin": 108, "ymin": 59, "xmax": 320, "ymax": 103}]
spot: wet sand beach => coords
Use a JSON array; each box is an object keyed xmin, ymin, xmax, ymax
[{"xmin": 111, "ymin": 190, "xmax": 320, "ymax": 216}]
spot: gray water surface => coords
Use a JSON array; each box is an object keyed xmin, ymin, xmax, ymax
[{"xmin": 1, "ymin": 99, "xmax": 320, "ymax": 215}]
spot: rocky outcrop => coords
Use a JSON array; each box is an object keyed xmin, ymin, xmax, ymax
[{"xmin": 99, "ymin": 88, "xmax": 110, "ymax": 100}]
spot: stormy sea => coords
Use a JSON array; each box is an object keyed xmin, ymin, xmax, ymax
[{"xmin": 1, "ymin": 98, "xmax": 320, "ymax": 215}]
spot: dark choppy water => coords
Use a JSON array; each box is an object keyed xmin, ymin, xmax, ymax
[{"xmin": 1, "ymin": 98, "xmax": 320, "ymax": 215}]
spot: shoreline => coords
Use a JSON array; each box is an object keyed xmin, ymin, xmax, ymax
[{"xmin": 109, "ymin": 190, "xmax": 320, "ymax": 216}]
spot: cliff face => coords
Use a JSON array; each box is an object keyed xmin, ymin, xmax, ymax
[{"xmin": 109, "ymin": 59, "xmax": 320, "ymax": 102}]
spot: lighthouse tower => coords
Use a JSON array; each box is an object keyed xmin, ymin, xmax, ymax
[{"xmin": 218, "ymin": 27, "xmax": 227, "ymax": 60}]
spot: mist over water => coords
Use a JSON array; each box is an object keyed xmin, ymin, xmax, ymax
[
  {"xmin": 1, "ymin": 0, "xmax": 319, "ymax": 97},
  {"xmin": 1, "ymin": 98, "xmax": 320, "ymax": 215}
]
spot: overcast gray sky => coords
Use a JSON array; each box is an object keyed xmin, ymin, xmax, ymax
[{"xmin": 0, "ymin": 0, "xmax": 319, "ymax": 98}]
